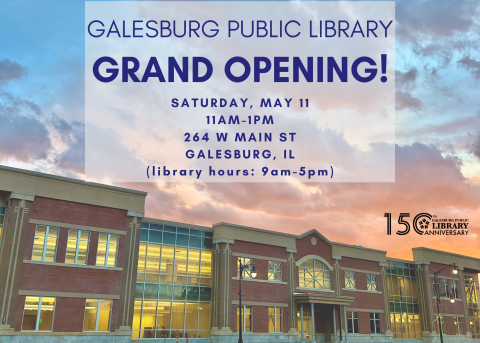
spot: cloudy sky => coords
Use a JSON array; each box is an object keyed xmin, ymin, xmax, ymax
[{"xmin": 1, "ymin": 0, "xmax": 479, "ymax": 260}]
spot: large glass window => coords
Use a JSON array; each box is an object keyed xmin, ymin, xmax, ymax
[
  {"xmin": 32, "ymin": 226, "xmax": 59, "ymax": 262},
  {"xmin": 96, "ymin": 233, "xmax": 118, "ymax": 267},
  {"xmin": 134, "ymin": 223, "xmax": 212, "ymax": 339},
  {"xmin": 268, "ymin": 261, "xmax": 282, "ymax": 281},
  {"xmin": 298, "ymin": 259, "xmax": 331, "ymax": 289},
  {"xmin": 65, "ymin": 229, "xmax": 90, "ymax": 264},
  {"xmin": 453, "ymin": 317, "xmax": 463, "ymax": 335},
  {"xmin": 347, "ymin": 312, "xmax": 358, "ymax": 334},
  {"xmin": 465, "ymin": 274, "xmax": 480, "ymax": 339},
  {"xmin": 84, "ymin": 299, "xmax": 112, "ymax": 332},
  {"xmin": 21, "ymin": 297, "xmax": 56, "ymax": 331},
  {"xmin": 345, "ymin": 271, "xmax": 356, "ymax": 289},
  {"xmin": 367, "ymin": 274, "xmax": 377, "ymax": 291},
  {"xmin": 268, "ymin": 307, "xmax": 282, "ymax": 333},
  {"xmin": 370, "ymin": 313, "xmax": 381, "ymax": 334},
  {"xmin": 386, "ymin": 261, "xmax": 421, "ymax": 339},
  {"xmin": 237, "ymin": 306, "xmax": 252, "ymax": 332}
]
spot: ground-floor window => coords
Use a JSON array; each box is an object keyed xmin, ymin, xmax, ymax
[
  {"xmin": 370, "ymin": 313, "xmax": 381, "ymax": 334},
  {"xmin": 84, "ymin": 299, "xmax": 112, "ymax": 332},
  {"xmin": 453, "ymin": 317, "xmax": 463, "ymax": 335},
  {"xmin": 21, "ymin": 296, "xmax": 56, "ymax": 331},
  {"xmin": 436, "ymin": 315, "xmax": 447, "ymax": 335},
  {"xmin": 268, "ymin": 307, "xmax": 282, "ymax": 333},
  {"xmin": 347, "ymin": 312, "xmax": 358, "ymax": 334},
  {"xmin": 237, "ymin": 305, "xmax": 253, "ymax": 333}
]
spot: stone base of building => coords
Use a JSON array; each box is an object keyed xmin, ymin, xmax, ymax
[{"xmin": 0, "ymin": 335, "xmax": 132, "ymax": 343}]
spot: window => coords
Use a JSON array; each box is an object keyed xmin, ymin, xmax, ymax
[
  {"xmin": 237, "ymin": 306, "xmax": 252, "ymax": 332},
  {"xmin": 268, "ymin": 261, "xmax": 282, "ymax": 281},
  {"xmin": 370, "ymin": 313, "xmax": 381, "ymax": 334},
  {"xmin": 32, "ymin": 226, "xmax": 59, "ymax": 262},
  {"xmin": 298, "ymin": 259, "xmax": 331, "ymax": 289},
  {"xmin": 367, "ymin": 274, "xmax": 377, "ymax": 291},
  {"xmin": 436, "ymin": 315, "xmax": 446, "ymax": 335},
  {"xmin": 65, "ymin": 230, "xmax": 90, "ymax": 264},
  {"xmin": 453, "ymin": 317, "xmax": 463, "ymax": 335},
  {"xmin": 442, "ymin": 279, "xmax": 449, "ymax": 297},
  {"xmin": 21, "ymin": 297, "xmax": 56, "ymax": 331},
  {"xmin": 96, "ymin": 233, "xmax": 118, "ymax": 267},
  {"xmin": 452, "ymin": 280, "xmax": 458, "ymax": 299},
  {"xmin": 345, "ymin": 271, "xmax": 356, "ymax": 289},
  {"xmin": 84, "ymin": 299, "xmax": 112, "ymax": 332},
  {"xmin": 433, "ymin": 278, "xmax": 440, "ymax": 295},
  {"xmin": 268, "ymin": 307, "xmax": 282, "ymax": 333},
  {"xmin": 237, "ymin": 257, "xmax": 253, "ymax": 279},
  {"xmin": 347, "ymin": 312, "xmax": 359, "ymax": 334}
]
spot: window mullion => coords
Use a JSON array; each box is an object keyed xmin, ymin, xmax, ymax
[
  {"xmin": 96, "ymin": 299, "xmax": 100, "ymax": 331},
  {"xmin": 75, "ymin": 230, "xmax": 81, "ymax": 264},
  {"xmin": 43, "ymin": 228, "xmax": 49, "ymax": 260},
  {"xmin": 36, "ymin": 297, "xmax": 41, "ymax": 331},
  {"xmin": 105, "ymin": 235, "xmax": 110, "ymax": 266}
]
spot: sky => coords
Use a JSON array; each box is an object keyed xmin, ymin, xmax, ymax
[{"xmin": 0, "ymin": 0, "xmax": 479, "ymax": 260}]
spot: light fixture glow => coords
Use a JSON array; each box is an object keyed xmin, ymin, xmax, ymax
[{"xmin": 251, "ymin": 264, "xmax": 257, "ymax": 278}]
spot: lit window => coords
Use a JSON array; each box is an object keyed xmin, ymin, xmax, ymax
[
  {"xmin": 436, "ymin": 315, "xmax": 446, "ymax": 334},
  {"xmin": 453, "ymin": 317, "xmax": 463, "ymax": 335},
  {"xmin": 345, "ymin": 271, "xmax": 356, "ymax": 289},
  {"xmin": 347, "ymin": 312, "xmax": 359, "ymax": 333},
  {"xmin": 370, "ymin": 313, "xmax": 381, "ymax": 334},
  {"xmin": 237, "ymin": 258, "xmax": 253, "ymax": 279},
  {"xmin": 367, "ymin": 274, "xmax": 377, "ymax": 291},
  {"xmin": 433, "ymin": 278, "xmax": 440, "ymax": 294},
  {"xmin": 65, "ymin": 229, "xmax": 90, "ymax": 264},
  {"xmin": 96, "ymin": 233, "xmax": 118, "ymax": 267},
  {"xmin": 268, "ymin": 261, "xmax": 282, "ymax": 281},
  {"xmin": 452, "ymin": 280, "xmax": 458, "ymax": 299},
  {"xmin": 32, "ymin": 226, "xmax": 59, "ymax": 262},
  {"xmin": 237, "ymin": 306, "xmax": 252, "ymax": 332},
  {"xmin": 21, "ymin": 297, "xmax": 56, "ymax": 331},
  {"xmin": 268, "ymin": 307, "xmax": 282, "ymax": 333},
  {"xmin": 83, "ymin": 299, "xmax": 112, "ymax": 332},
  {"xmin": 298, "ymin": 259, "xmax": 331, "ymax": 289}
]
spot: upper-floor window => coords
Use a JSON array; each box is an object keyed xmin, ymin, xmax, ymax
[
  {"xmin": 345, "ymin": 271, "xmax": 356, "ymax": 289},
  {"xmin": 237, "ymin": 257, "xmax": 253, "ymax": 279},
  {"xmin": 367, "ymin": 274, "xmax": 377, "ymax": 291},
  {"xmin": 268, "ymin": 261, "xmax": 282, "ymax": 281},
  {"xmin": 298, "ymin": 259, "xmax": 331, "ymax": 290},
  {"xmin": 453, "ymin": 317, "xmax": 463, "ymax": 335},
  {"xmin": 442, "ymin": 279, "xmax": 449, "ymax": 297},
  {"xmin": 65, "ymin": 229, "xmax": 90, "ymax": 264},
  {"xmin": 452, "ymin": 280, "xmax": 458, "ymax": 299},
  {"xmin": 32, "ymin": 226, "xmax": 59, "ymax": 262},
  {"xmin": 96, "ymin": 233, "xmax": 118, "ymax": 267},
  {"xmin": 21, "ymin": 296, "xmax": 56, "ymax": 331},
  {"xmin": 83, "ymin": 299, "xmax": 112, "ymax": 332}
]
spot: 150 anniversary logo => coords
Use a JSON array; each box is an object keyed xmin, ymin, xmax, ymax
[{"xmin": 385, "ymin": 213, "xmax": 470, "ymax": 236}]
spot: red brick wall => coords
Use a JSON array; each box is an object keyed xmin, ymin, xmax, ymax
[
  {"xmin": 17, "ymin": 197, "xmax": 129, "ymax": 333},
  {"xmin": 429, "ymin": 263, "xmax": 464, "ymax": 316},
  {"xmin": 30, "ymin": 197, "xmax": 128, "ymax": 231},
  {"xmin": 233, "ymin": 240, "xmax": 286, "ymax": 259},
  {"xmin": 341, "ymin": 257, "xmax": 380, "ymax": 273},
  {"xmin": 295, "ymin": 234, "xmax": 334, "ymax": 267}
]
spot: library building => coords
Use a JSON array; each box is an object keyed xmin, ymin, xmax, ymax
[{"xmin": 0, "ymin": 165, "xmax": 478, "ymax": 343}]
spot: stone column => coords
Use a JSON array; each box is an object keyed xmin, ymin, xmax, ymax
[
  {"xmin": 380, "ymin": 265, "xmax": 392, "ymax": 332},
  {"xmin": 333, "ymin": 257, "xmax": 342, "ymax": 295},
  {"xmin": 118, "ymin": 212, "xmax": 143, "ymax": 334},
  {"xmin": 287, "ymin": 250, "xmax": 298, "ymax": 332},
  {"xmin": 416, "ymin": 263, "xmax": 435, "ymax": 334},
  {"xmin": 458, "ymin": 269, "xmax": 470, "ymax": 336},
  {"xmin": 0, "ymin": 194, "xmax": 34, "ymax": 333},
  {"xmin": 211, "ymin": 239, "xmax": 233, "ymax": 336}
]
